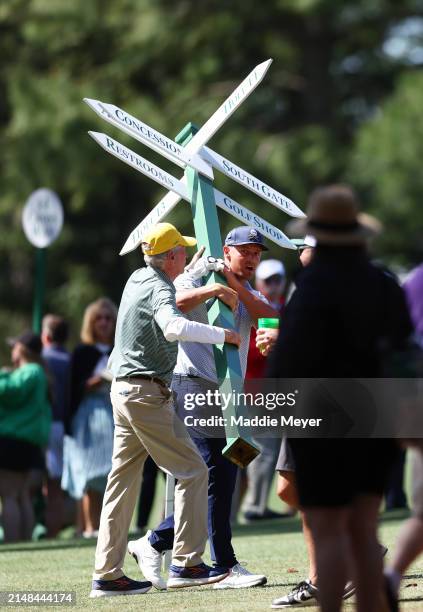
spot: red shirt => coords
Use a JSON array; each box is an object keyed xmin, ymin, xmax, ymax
[{"xmin": 245, "ymin": 298, "xmax": 284, "ymax": 379}]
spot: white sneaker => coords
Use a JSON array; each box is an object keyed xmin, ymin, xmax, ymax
[
  {"xmin": 271, "ymin": 580, "xmax": 318, "ymax": 607},
  {"xmin": 127, "ymin": 530, "xmax": 167, "ymax": 590},
  {"xmin": 213, "ymin": 563, "xmax": 267, "ymax": 589}
]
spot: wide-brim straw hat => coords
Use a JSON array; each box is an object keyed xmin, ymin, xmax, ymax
[{"xmin": 288, "ymin": 185, "xmax": 381, "ymax": 246}]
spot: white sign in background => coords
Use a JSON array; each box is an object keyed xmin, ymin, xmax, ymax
[{"xmin": 22, "ymin": 188, "xmax": 64, "ymax": 249}]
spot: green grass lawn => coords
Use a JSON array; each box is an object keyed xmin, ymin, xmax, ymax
[{"xmin": 1, "ymin": 510, "xmax": 423, "ymax": 611}]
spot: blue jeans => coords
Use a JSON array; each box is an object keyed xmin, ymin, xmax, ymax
[{"xmin": 149, "ymin": 375, "xmax": 238, "ymax": 569}]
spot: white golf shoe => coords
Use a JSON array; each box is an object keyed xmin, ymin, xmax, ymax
[
  {"xmin": 127, "ymin": 530, "xmax": 167, "ymax": 590},
  {"xmin": 213, "ymin": 563, "xmax": 267, "ymax": 589}
]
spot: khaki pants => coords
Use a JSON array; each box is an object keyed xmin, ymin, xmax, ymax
[{"xmin": 93, "ymin": 378, "xmax": 208, "ymax": 580}]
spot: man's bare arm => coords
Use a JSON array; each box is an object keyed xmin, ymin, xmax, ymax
[
  {"xmin": 222, "ymin": 268, "xmax": 279, "ymax": 326},
  {"xmin": 176, "ymin": 283, "xmax": 238, "ymax": 313}
]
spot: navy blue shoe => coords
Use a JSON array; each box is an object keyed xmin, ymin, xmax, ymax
[
  {"xmin": 89, "ymin": 575, "xmax": 152, "ymax": 598},
  {"xmin": 167, "ymin": 563, "xmax": 228, "ymax": 588}
]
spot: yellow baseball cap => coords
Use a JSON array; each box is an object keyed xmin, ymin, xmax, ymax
[{"xmin": 142, "ymin": 222, "xmax": 197, "ymax": 255}]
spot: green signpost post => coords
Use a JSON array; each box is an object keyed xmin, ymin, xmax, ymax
[{"xmin": 85, "ymin": 59, "xmax": 305, "ymax": 467}]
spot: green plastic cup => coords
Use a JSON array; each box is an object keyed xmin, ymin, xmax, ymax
[
  {"xmin": 258, "ymin": 318, "xmax": 279, "ymax": 329},
  {"xmin": 257, "ymin": 318, "xmax": 279, "ymax": 354}
]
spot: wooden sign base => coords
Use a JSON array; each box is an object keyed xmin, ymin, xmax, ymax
[{"xmin": 223, "ymin": 436, "xmax": 260, "ymax": 468}]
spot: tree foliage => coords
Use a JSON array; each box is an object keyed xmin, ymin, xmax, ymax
[
  {"xmin": 350, "ymin": 70, "xmax": 423, "ymax": 265},
  {"xmin": 1, "ymin": 0, "xmax": 423, "ymax": 358}
]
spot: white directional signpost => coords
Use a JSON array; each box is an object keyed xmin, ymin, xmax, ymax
[
  {"xmin": 22, "ymin": 188, "xmax": 64, "ymax": 333},
  {"xmin": 85, "ymin": 59, "xmax": 305, "ymax": 469}
]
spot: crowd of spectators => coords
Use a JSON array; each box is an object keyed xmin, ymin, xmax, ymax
[{"xmin": 0, "ymin": 298, "xmax": 117, "ymax": 542}]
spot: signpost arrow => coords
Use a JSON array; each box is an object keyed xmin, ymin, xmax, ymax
[
  {"xmin": 84, "ymin": 98, "xmax": 214, "ymax": 180},
  {"xmin": 200, "ymin": 146, "xmax": 305, "ymax": 218},
  {"xmin": 92, "ymin": 129, "xmax": 295, "ymax": 251},
  {"xmin": 213, "ymin": 189, "xmax": 296, "ymax": 250},
  {"xmin": 88, "ymin": 132, "xmax": 189, "ymax": 201},
  {"xmin": 120, "ymin": 190, "xmax": 181, "ymax": 255},
  {"xmin": 118, "ymin": 59, "xmax": 277, "ymax": 254},
  {"xmin": 184, "ymin": 59, "xmax": 273, "ymax": 154},
  {"xmin": 120, "ymin": 182, "xmax": 187, "ymax": 254}
]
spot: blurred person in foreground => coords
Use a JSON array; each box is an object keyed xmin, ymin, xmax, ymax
[
  {"xmin": 261, "ymin": 236, "xmax": 354, "ymax": 608},
  {"xmin": 90, "ymin": 223, "xmax": 241, "ymax": 597},
  {"xmin": 384, "ymin": 262, "xmax": 423, "ymax": 605},
  {"xmin": 41, "ymin": 314, "xmax": 71, "ymax": 537},
  {"xmin": 0, "ymin": 332, "xmax": 51, "ymax": 542},
  {"xmin": 267, "ymin": 185, "xmax": 413, "ymax": 612},
  {"xmin": 62, "ymin": 298, "xmax": 117, "ymax": 538},
  {"xmin": 264, "ymin": 233, "xmax": 388, "ymax": 608},
  {"xmin": 271, "ymin": 235, "xmax": 330, "ymax": 608},
  {"xmin": 242, "ymin": 258, "xmax": 288, "ymax": 522}
]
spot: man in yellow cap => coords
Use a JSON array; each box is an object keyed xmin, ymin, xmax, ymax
[
  {"xmin": 128, "ymin": 225, "xmax": 277, "ymax": 591},
  {"xmin": 90, "ymin": 223, "xmax": 241, "ymax": 598}
]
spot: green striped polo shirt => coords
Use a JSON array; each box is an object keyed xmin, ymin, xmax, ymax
[{"xmin": 108, "ymin": 265, "xmax": 184, "ymax": 384}]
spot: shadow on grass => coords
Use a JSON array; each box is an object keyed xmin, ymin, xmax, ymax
[
  {"xmin": 232, "ymin": 516, "xmax": 302, "ymax": 538},
  {"xmin": 232, "ymin": 508, "xmax": 411, "ymax": 538},
  {"xmin": 0, "ymin": 538, "xmax": 97, "ymax": 553}
]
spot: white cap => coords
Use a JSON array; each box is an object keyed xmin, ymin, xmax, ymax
[
  {"xmin": 255, "ymin": 259, "xmax": 285, "ymax": 281},
  {"xmin": 304, "ymin": 235, "xmax": 317, "ymax": 247}
]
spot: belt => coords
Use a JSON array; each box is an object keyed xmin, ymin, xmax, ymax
[
  {"xmin": 116, "ymin": 374, "xmax": 168, "ymax": 390},
  {"xmin": 174, "ymin": 373, "xmax": 201, "ymax": 379}
]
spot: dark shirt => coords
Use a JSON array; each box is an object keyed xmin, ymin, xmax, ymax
[
  {"xmin": 70, "ymin": 344, "xmax": 110, "ymax": 421},
  {"xmin": 267, "ymin": 246, "xmax": 414, "ymax": 439},
  {"xmin": 268, "ymin": 246, "xmax": 413, "ymax": 379},
  {"xmin": 42, "ymin": 345, "xmax": 70, "ymax": 423}
]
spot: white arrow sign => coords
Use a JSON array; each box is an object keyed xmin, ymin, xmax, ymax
[
  {"xmin": 88, "ymin": 132, "xmax": 189, "ymax": 201},
  {"xmin": 120, "ymin": 59, "xmax": 291, "ymax": 254},
  {"xmin": 86, "ymin": 59, "xmax": 303, "ymax": 254},
  {"xmin": 84, "ymin": 98, "xmax": 214, "ymax": 180},
  {"xmin": 185, "ymin": 59, "xmax": 273, "ymax": 154},
  {"xmin": 213, "ymin": 189, "xmax": 295, "ymax": 250},
  {"xmin": 200, "ymin": 146, "xmax": 305, "ymax": 218},
  {"xmin": 104, "ymin": 133, "xmax": 295, "ymax": 252},
  {"xmin": 120, "ymin": 189, "xmax": 186, "ymax": 253},
  {"xmin": 120, "ymin": 190, "xmax": 182, "ymax": 255}
]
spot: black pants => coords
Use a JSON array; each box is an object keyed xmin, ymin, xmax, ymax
[{"xmin": 137, "ymin": 456, "xmax": 165, "ymax": 529}]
